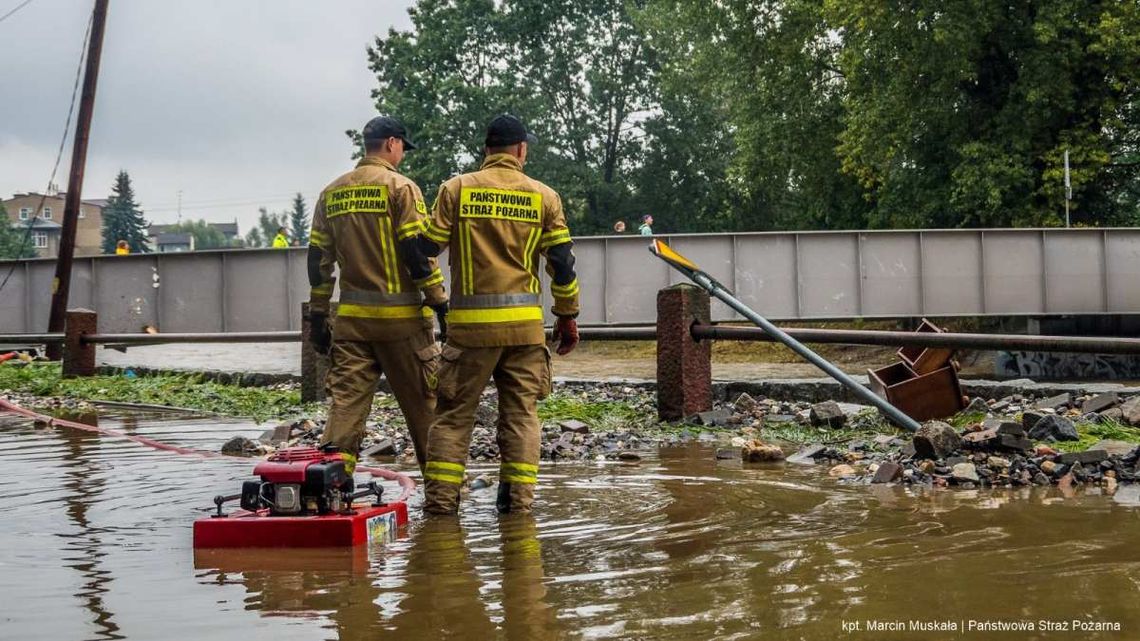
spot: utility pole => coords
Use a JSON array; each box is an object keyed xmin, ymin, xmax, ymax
[
  {"xmin": 1063, "ymin": 149, "xmax": 1071, "ymax": 228},
  {"xmin": 47, "ymin": 0, "xmax": 110, "ymax": 359}
]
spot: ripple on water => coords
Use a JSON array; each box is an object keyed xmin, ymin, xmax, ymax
[{"xmin": 3, "ymin": 413, "xmax": 1140, "ymax": 640}]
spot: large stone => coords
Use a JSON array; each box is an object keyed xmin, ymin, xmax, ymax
[
  {"xmin": 742, "ymin": 440, "xmax": 785, "ymax": 462},
  {"xmin": 1027, "ymin": 414, "xmax": 1079, "ymax": 442},
  {"xmin": 1100, "ymin": 407, "xmax": 1125, "ymax": 423},
  {"xmin": 559, "ymin": 419, "xmax": 590, "ymax": 434},
  {"xmin": 828, "ymin": 463, "xmax": 858, "ymax": 477},
  {"xmin": 1058, "ymin": 449, "xmax": 1109, "ymax": 466},
  {"xmin": 912, "ymin": 421, "xmax": 962, "ymax": 459},
  {"xmin": 809, "ymin": 400, "xmax": 847, "ymax": 429},
  {"xmin": 1089, "ymin": 439, "xmax": 1137, "ymax": 457},
  {"xmin": 871, "ymin": 461, "xmax": 902, "ymax": 483},
  {"xmin": 1121, "ymin": 396, "xmax": 1140, "ymax": 427},
  {"xmin": 1035, "ymin": 393, "xmax": 1073, "ymax": 410},
  {"xmin": 696, "ymin": 408, "xmax": 733, "ymax": 427},
  {"xmin": 257, "ymin": 422, "xmax": 293, "ymax": 445},
  {"xmin": 962, "ymin": 428, "xmax": 999, "ymax": 449},
  {"xmin": 361, "ymin": 439, "xmax": 396, "ymax": 457},
  {"xmin": 996, "ymin": 422, "xmax": 1025, "ymax": 437},
  {"xmin": 999, "ymin": 434, "xmax": 1034, "ymax": 453},
  {"xmin": 733, "ymin": 392, "xmax": 759, "ymax": 414},
  {"xmin": 1082, "ymin": 392, "xmax": 1120, "ymax": 414},
  {"xmin": 1021, "ymin": 410, "xmax": 1045, "ymax": 431},
  {"xmin": 221, "ymin": 436, "xmax": 263, "ymax": 457},
  {"xmin": 951, "ymin": 462, "xmax": 980, "ymax": 483},
  {"xmin": 786, "ymin": 443, "xmax": 827, "ymax": 465},
  {"xmin": 963, "ymin": 397, "xmax": 990, "ymax": 415}
]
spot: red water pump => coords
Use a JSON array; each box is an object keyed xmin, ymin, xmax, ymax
[
  {"xmin": 237, "ymin": 447, "xmax": 359, "ymax": 516},
  {"xmin": 194, "ymin": 447, "xmax": 408, "ymax": 549}
]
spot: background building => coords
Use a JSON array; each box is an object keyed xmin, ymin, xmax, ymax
[{"xmin": 2, "ymin": 191, "xmax": 105, "ymax": 258}]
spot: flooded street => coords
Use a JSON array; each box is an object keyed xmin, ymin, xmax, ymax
[{"xmin": 2, "ymin": 408, "xmax": 1139, "ymax": 640}]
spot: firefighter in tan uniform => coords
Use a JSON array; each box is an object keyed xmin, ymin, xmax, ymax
[
  {"xmin": 411, "ymin": 114, "xmax": 580, "ymax": 514},
  {"xmin": 308, "ymin": 115, "xmax": 448, "ymax": 473}
]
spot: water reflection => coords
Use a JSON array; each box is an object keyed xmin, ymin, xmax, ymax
[
  {"xmin": 56, "ymin": 411, "xmax": 124, "ymax": 641},
  {"xmin": 4, "ymin": 408, "xmax": 1140, "ymax": 640}
]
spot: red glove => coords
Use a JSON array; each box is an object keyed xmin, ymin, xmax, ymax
[{"xmin": 552, "ymin": 316, "xmax": 579, "ymax": 355}]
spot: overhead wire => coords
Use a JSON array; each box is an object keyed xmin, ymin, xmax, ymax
[
  {"xmin": 0, "ymin": 0, "xmax": 33, "ymax": 25},
  {"xmin": 0, "ymin": 6, "xmax": 93, "ymax": 295}
]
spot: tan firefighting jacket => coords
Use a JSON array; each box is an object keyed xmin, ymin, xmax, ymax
[
  {"xmin": 309, "ymin": 156, "xmax": 445, "ymax": 342},
  {"xmin": 422, "ymin": 153, "xmax": 579, "ymax": 347}
]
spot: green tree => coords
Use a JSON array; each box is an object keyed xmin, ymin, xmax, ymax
[
  {"xmin": 828, "ymin": 0, "xmax": 1140, "ymax": 227},
  {"xmin": 244, "ymin": 227, "xmax": 264, "ymax": 248},
  {"xmin": 289, "ymin": 193, "xmax": 309, "ymax": 245},
  {"xmin": 647, "ymin": 0, "xmax": 870, "ymax": 231},
  {"xmin": 366, "ymin": 0, "xmax": 659, "ymax": 233},
  {"xmin": 166, "ymin": 220, "xmax": 229, "ymax": 250},
  {"xmin": 245, "ymin": 207, "xmax": 287, "ymax": 248},
  {"xmin": 101, "ymin": 171, "xmax": 150, "ymax": 253},
  {"xmin": 0, "ymin": 203, "xmax": 35, "ymax": 259}
]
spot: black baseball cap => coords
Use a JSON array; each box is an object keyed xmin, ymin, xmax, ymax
[
  {"xmin": 485, "ymin": 114, "xmax": 538, "ymax": 147},
  {"xmin": 362, "ymin": 115, "xmax": 417, "ymax": 150}
]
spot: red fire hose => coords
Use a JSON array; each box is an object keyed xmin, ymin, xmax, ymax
[{"xmin": 0, "ymin": 397, "xmax": 416, "ymax": 502}]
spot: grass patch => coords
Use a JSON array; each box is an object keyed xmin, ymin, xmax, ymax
[
  {"xmin": 0, "ymin": 362, "xmax": 317, "ymax": 422},
  {"xmin": 948, "ymin": 412, "xmax": 986, "ymax": 428},
  {"xmin": 538, "ymin": 392, "xmax": 652, "ymax": 432},
  {"xmin": 762, "ymin": 409, "xmax": 904, "ymax": 445},
  {"xmin": 1053, "ymin": 420, "xmax": 1140, "ymax": 453}
]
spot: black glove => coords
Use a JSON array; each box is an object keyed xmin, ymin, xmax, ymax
[
  {"xmin": 429, "ymin": 302, "xmax": 448, "ymax": 343},
  {"xmin": 309, "ymin": 311, "xmax": 331, "ymax": 355}
]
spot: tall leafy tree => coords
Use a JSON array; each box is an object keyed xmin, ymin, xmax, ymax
[
  {"xmin": 244, "ymin": 227, "xmax": 264, "ymax": 248},
  {"xmin": 166, "ymin": 220, "xmax": 229, "ymax": 250},
  {"xmin": 829, "ymin": 0, "xmax": 1140, "ymax": 227},
  {"xmin": 0, "ymin": 203, "xmax": 35, "ymax": 259},
  {"xmin": 367, "ymin": 0, "xmax": 659, "ymax": 233},
  {"xmin": 647, "ymin": 0, "xmax": 870, "ymax": 231},
  {"xmin": 101, "ymin": 171, "xmax": 150, "ymax": 253},
  {"xmin": 289, "ymin": 193, "xmax": 309, "ymax": 245},
  {"xmin": 247, "ymin": 207, "xmax": 288, "ymax": 248}
]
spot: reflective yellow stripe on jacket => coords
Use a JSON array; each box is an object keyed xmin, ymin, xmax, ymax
[{"xmin": 338, "ymin": 304, "xmax": 432, "ymax": 320}]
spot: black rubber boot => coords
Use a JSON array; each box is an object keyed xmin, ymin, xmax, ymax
[{"xmin": 496, "ymin": 481, "xmax": 513, "ymax": 514}]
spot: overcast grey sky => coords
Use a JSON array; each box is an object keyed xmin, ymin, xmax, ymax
[{"xmin": 0, "ymin": 0, "xmax": 414, "ymax": 233}]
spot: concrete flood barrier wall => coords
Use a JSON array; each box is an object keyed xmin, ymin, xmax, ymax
[{"xmin": 2, "ymin": 228, "xmax": 1139, "ymax": 333}]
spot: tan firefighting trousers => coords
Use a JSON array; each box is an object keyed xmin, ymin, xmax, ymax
[
  {"xmin": 320, "ymin": 329, "xmax": 440, "ymax": 468},
  {"xmin": 423, "ymin": 343, "xmax": 551, "ymax": 514}
]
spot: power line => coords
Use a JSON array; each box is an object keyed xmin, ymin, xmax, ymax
[
  {"xmin": 0, "ymin": 0, "xmax": 33, "ymax": 25},
  {"xmin": 0, "ymin": 8, "xmax": 91, "ymax": 294}
]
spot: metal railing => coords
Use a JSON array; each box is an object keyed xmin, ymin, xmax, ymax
[
  {"xmin": 7, "ymin": 324, "xmax": 1140, "ymax": 354},
  {"xmin": 4, "ymin": 227, "xmax": 1140, "ymax": 333}
]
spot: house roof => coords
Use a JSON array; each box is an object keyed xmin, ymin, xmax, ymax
[
  {"xmin": 4, "ymin": 193, "xmax": 107, "ymax": 209},
  {"xmin": 156, "ymin": 232, "xmax": 193, "ymax": 244},
  {"xmin": 15, "ymin": 218, "xmax": 62, "ymax": 230}
]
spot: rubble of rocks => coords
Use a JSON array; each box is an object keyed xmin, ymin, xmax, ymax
[
  {"xmin": 785, "ymin": 390, "xmax": 1140, "ymax": 492},
  {"xmin": 212, "ymin": 380, "xmax": 1140, "ymax": 496}
]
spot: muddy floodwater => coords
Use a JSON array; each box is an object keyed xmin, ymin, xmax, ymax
[{"xmin": 2, "ymin": 408, "xmax": 1140, "ymax": 641}]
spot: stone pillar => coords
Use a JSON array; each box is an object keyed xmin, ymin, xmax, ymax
[
  {"xmin": 656, "ymin": 284, "xmax": 712, "ymax": 421},
  {"xmin": 300, "ymin": 302, "xmax": 328, "ymax": 402},
  {"xmin": 62, "ymin": 308, "xmax": 97, "ymax": 378}
]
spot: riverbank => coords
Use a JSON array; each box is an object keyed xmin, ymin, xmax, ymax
[{"xmin": 4, "ymin": 361, "xmax": 1140, "ymax": 494}]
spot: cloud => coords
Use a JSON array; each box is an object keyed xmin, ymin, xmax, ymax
[{"xmin": 0, "ymin": 0, "xmax": 414, "ymax": 230}]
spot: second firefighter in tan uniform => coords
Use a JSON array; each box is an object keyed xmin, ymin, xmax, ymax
[
  {"xmin": 308, "ymin": 115, "xmax": 447, "ymax": 472},
  {"xmin": 412, "ymin": 114, "xmax": 580, "ymax": 514}
]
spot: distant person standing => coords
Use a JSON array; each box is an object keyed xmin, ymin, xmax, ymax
[
  {"xmin": 638, "ymin": 214, "xmax": 654, "ymax": 236},
  {"xmin": 612, "ymin": 220, "xmax": 626, "ymax": 234},
  {"xmin": 114, "ymin": 239, "xmax": 130, "ymax": 255},
  {"xmin": 272, "ymin": 227, "xmax": 290, "ymax": 248}
]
